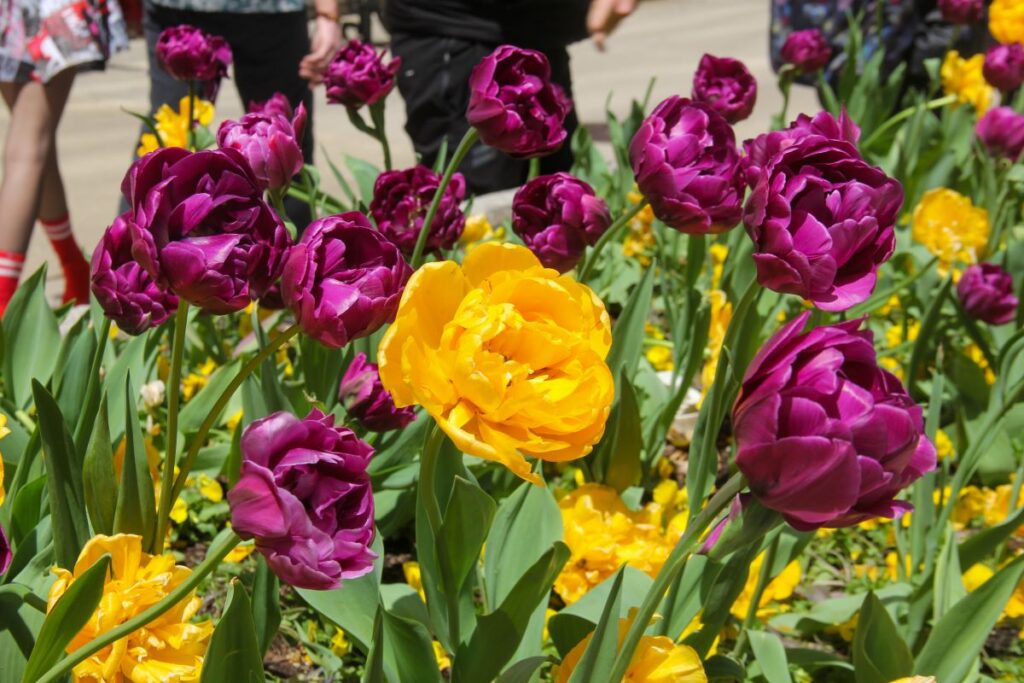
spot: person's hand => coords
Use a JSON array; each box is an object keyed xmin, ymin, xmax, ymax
[
  {"xmin": 587, "ymin": 0, "xmax": 637, "ymax": 50},
  {"xmin": 300, "ymin": 16, "xmax": 343, "ymax": 85}
]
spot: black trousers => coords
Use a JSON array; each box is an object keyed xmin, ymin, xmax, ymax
[
  {"xmin": 390, "ymin": 33, "xmax": 578, "ymax": 195},
  {"xmin": 134, "ymin": 3, "xmax": 313, "ymax": 225}
]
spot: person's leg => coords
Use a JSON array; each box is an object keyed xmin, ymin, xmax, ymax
[
  {"xmin": 37, "ymin": 145, "xmax": 91, "ymax": 304},
  {"xmin": 0, "ymin": 70, "xmax": 76, "ymax": 314},
  {"xmin": 228, "ymin": 11, "xmax": 312, "ymax": 227},
  {"xmin": 391, "ymin": 33, "xmax": 525, "ymax": 195}
]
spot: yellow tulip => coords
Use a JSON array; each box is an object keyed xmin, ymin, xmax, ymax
[
  {"xmin": 911, "ymin": 188, "xmax": 989, "ymax": 270},
  {"xmin": 990, "ymin": 0, "xmax": 1024, "ymax": 44},
  {"xmin": 941, "ymin": 51, "xmax": 994, "ymax": 115},
  {"xmin": 379, "ymin": 243, "xmax": 614, "ymax": 484}
]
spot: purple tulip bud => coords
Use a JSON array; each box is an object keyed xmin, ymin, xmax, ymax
[
  {"xmin": 511, "ymin": 172, "xmax": 611, "ymax": 272},
  {"xmin": 691, "ymin": 54, "xmax": 758, "ymax": 124},
  {"xmin": 467, "ymin": 44, "xmax": 572, "ymax": 158},
  {"xmin": 324, "ymin": 40, "xmax": 400, "ymax": 109},
  {"xmin": 976, "ymin": 106, "xmax": 1024, "ymax": 160},
  {"xmin": 155, "ymin": 25, "xmax": 232, "ymax": 99},
  {"xmin": 984, "ymin": 44, "xmax": 1024, "ymax": 92},
  {"xmin": 91, "ymin": 214, "xmax": 179, "ymax": 335},
  {"xmin": 734, "ymin": 312, "xmax": 936, "ymax": 530},
  {"xmin": 957, "ymin": 263, "xmax": 1018, "ymax": 325},
  {"xmin": 0, "ymin": 524, "xmax": 11, "ymax": 577},
  {"xmin": 249, "ymin": 92, "xmax": 295, "ymax": 118},
  {"xmin": 228, "ymin": 409, "xmax": 377, "ymax": 589},
  {"xmin": 281, "ymin": 212, "xmax": 411, "ymax": 349},
  {"xmin": 217, "ymin": 104, "xmax": 307, "ymax": 190},
  {"xmin": 370, "ymin": 165, "xmax": 466, "ymax": 256},
  {"xmin": 780, "ymin": 29, "xmax": 832, "ymax": 73},
  {"xmin": 122, "ymin": 147, "xmax": 291, "ymax": 314},
  {"xmin": 742, "ymin": 111, "xmax": 903, "ymax": 311},
  {"xmin": 939, "ymin": 0, "xmax": 984, "ymax": 24},
  {"xmin": 630, "ymin": 96, "xmax": 744, "ymax": 234},
  {"xmin": 339, "ymin": 353, "xmax": 417, "ymax": 432}
]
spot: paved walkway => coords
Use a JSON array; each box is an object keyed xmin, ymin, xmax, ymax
[{"xmin": 0, "ymin": 0, "xmax": 818, "ymax": 289}]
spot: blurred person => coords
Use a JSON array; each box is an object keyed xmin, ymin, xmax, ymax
[
  {"xmin": 138, "ymin": 0, "xmax": 343, "ymax": 224},
  {"xmin": 0, "ymin": 0, "xmax": 128, "ymax": 315},
  {"xmin": 383, "ymin": 0, "xmax": 637, "ymax": 195}
]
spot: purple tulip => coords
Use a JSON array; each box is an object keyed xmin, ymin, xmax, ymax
[
  {"xmin": 691, "ymin": 54, "xmax": 758, "ymax": 124},
  {"xmin": 742, "ymin": 111, "xmax": 903, "ymax": 311},
  {"xmin": 467, "ymin": 44, "xmax": 572, "ymax": 158},
  {"xmin": 155, "ymin": 25, "xmax": 232, "ymax": 98},
  {"xmin": 91, "ymin": 214, "xmax": 179, "ymax": 335},
  {"xmin": 325, "ymin": 40, "xmax": 401, "ymax": 109},
  {"xmin": 217, "ymin": 104, "xmax": 307, "ymax": 190},
  {"xmin": 228, "ymin": 409, "xmax": 376, "ymax": 589},
  {"xmin": 629, "ymin": 96, "xmax": 744, "ymax": 234},
  {"xmin": 369, "ymin": 165, "xmax": 466, "ymax": 256},
  {"xmin": 734, "ymin": 312, "xmax": 936, "ymax": 530},
  {"xmin": 939, "ymin": 0, "xmax": 984, "ymax": 24},
  {"xmin": 957, "ymin": 263, "xmax": 1018, "ymax": 325},
  {"xmin": 281, "ymin": 212, "xmax": 411, "ymax": 349},
  {"xmin": 976, "ymin": 106, "xmax": 1024, "ymax": 160},
  {"xmin": 780, "ymin": 29, "xmax": 832, "ymax": 73},
  {"xmin": 123, "ymin": 147, "xmax": 291, "ymax": 314},
  {"xmin": 0, "ymin": 524, "xmax": 10, "ymax": 577},
  {"xmin": 338, "ymin": 353, "xmax": 417, "ymax": 432},
  {"xmin": 249, "ymin": 92, "xmax": 296, "ymax": 118},
  {"xmin": 984, "ymin": 44, "xmax": 1024, "ymax": 92},
  {"xmin": 511, "ymin": 172, "xmax": 611, "ymax": 272}
]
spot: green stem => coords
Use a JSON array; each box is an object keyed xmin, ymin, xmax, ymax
[
  {"xmin": 860, "ymin": 95, "xmax": 957, "ymax": 150},
  {"xmin": 732, "ymin": 533, "xmax": 779, "ymax": 656},
  {"xmin": 187, "ymin": 81, "xmax": 197, "ymax": 151},
  {"xmin": 410, "ymin": 128, "xmax": 479, "ymax": 269},
  {"xmin": 527, "ymin": 157, "xmax": 541, "ymax": 181},
  {"xmin": 417, "ymin": 423, "xmax": 461, "ymax": 650},
  {"xmin": 577, "ymin": 199, "xmax": 649, "ymax": 282},
  {"xmin": 369, "ymin": 102, "xmax": 392, "ymax": 171},
  {"xmin": 152, "ymin": 304, "xmax": 189, "ymax": 554},
  {"xmin": 35, "ymin": 530, "xmax": 241, "ymax": 683},
  {"xmin": 169, "ymin": 323, "xmax": 302, "ymax": 505},
  {"xmin": 605, "ymin": 472, "xmax": 746, "ymax": 683}
]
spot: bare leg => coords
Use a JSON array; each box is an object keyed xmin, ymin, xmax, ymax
[
  {"xmin": 37, "ymin": 145, "xmax": 69, "ymax": 223},
  {"xmin": 0, "ymin": 71, "xmax": 76, "ymax": 254}
]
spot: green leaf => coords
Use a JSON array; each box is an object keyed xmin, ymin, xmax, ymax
[
  {"xmin": 31, "ymin": 380, "xmax": 89, "ymax": 569},
  {"xmin": 748, "ymin": 631, "xmax": 792, "ymax": 683},
  {"xmin": 438, "ymin": 477, "xmax": 496, "ymax": 596},
  {"xmin": 20, "ymin": 554, "xmax": 110, "ymax": 683},
  {"xmin": 548, "ymin": 567, "xmax": 653, "ymax": 657},
  {"xmin": 495, "ymin": 657, "xmax": 551, "ymax": 683},
  {"xmin": 606, "ymin": 264, "xmax": 655, "ymax": 381},
  {"xmin": 589, "ymin": 370, "xmax": 643, "ymax": 491},
  {"xmin": 915, "ymin": 554, "xmax": 1024, "ymax": 681},
  {"xmin": 565, "ymin": 568, "xmax": 625, "ymax": 683},
  {"xmin": 201, "ymin": 581, "xmax": 265, "ymax": 683},
  {"xmin": 251, "ymin": 556, "xmax": 281, "ymax": 656},
  {"xmin": 852, "ymin": 592, "xmax": 913, "ymax": 683},
  {"xmin": 380, "ymin": 609, "xmax": 443, "ymax": 683},
  {"xmin": 453, "ymin": 542, "xmax": 569, "ymax": 683},
  {"xmin": 178, "ymin": 359, "xmax": 241, "ymax": 437},
  {"xmin": 82, "ymin": 396, "xmax": 117, "ymax": 536},
  {"xmin": 4, "ymin": 267, "xmax": 61, "ymax": 409},
  {"xmin": 297, "ymin": 532, "xmax": 384, "ymax": 651},
  {"xmin": 113, "ymin": 374, "xmax": 156, "ymax": 545},
  {"xmin": 361, "ymin": 608, "xmax": 385, "ymax": 683},
  {"xmin": 932, "ymin": 526, "xmax": 965, "ymax": 621},
  {"xmin": 959, "ymin": 504, "xmax": 1024, "ymax": 569},
  {"xmin": 54, "ymin": 316, "xmax": 98, "ymax": 425},
  {"xmin": 346, "ymin": 154, "xmax": 381, "ymax": 206},
  {"xmin": 9, "ymin": 476, "xmax": 47, "ymax": 546}
]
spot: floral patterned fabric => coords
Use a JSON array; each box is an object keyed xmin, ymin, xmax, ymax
[
  {"xmin": 149, "ymin": 0, "xmax": 303, "ymax": 14},
  {"xmin": 0, "ymin": 0, "xmax": 128, "ymax": 83}
]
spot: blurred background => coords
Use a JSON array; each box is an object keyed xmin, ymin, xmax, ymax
[{"xmin": 0, "ymin": 0, "xmax": 818, "ymax": 286}]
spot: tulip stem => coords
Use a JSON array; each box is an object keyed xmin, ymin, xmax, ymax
[
  {"xmin": 168, "ymin": 322, "xmax": 302, "ymax": 507},
  {"xmin": 410, "ymin": 128, "xmax": 479, "ymax": 269},
  {"xmin": 186, "ymin": 80, "xmax": 197, "ymax": 151},
  {"xmin": 35, "ymin": 529, "xmax": 241, "ymax": 683},
  {"xmin": 153, "ymin": 304, "xmax": 190, "ymax": 554},
  {"xmin": 369, "ymin": 101, "xmax": 392, "ymax": 171},
  {"xmin": 604, "ymin": 471, "xmax": 746, "ymax": 683},
  {"xmin": 732, "ymin": 533, "xmax": 779, "ymax": 657},
  {"xmin": 860, "ymin": 95, "xmax": 957, "ymax": 150},
  {"xmin": 577, "ymin": 199, "xmax": 649, "ymax": 282}
]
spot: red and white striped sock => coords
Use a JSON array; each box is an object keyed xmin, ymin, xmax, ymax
[
  {"xmin": 40, "ymin": 214, "xmax": 90, "ymax": 305},
  {"xmin": 0, "ymin": 250, "xmax": 26, "ymax": 317}
]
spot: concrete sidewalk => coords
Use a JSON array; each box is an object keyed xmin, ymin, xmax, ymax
[{"xmin": 0, "ymin": 0, "xmax": 818, "ymax": 292}]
